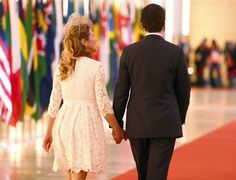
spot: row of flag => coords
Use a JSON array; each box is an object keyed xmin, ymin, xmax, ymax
[{"xmin": 0, "ymin": 0, "xmax": 144, "ymax": 126}]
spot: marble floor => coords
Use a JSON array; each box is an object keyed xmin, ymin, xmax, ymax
[{"xmin": 1, "ymin": 88, "xmax": 236, "ymax": 180}]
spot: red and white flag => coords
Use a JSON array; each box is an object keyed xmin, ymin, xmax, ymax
[{"xmin": 0, "ymin": 39, "xmax": 12, "ymax": 123}]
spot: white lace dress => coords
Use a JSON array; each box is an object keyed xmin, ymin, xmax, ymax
[{"xmin": 47, "ymin": 57, "xmax": 114, "ymax": 173}]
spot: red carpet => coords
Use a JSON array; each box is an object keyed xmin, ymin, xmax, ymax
[{"xmin": 112, "ymin": 120, "xmax": 236, "ymax": 180}]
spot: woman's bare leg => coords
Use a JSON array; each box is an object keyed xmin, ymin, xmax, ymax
[
  {"xmin": 71, "ymin": 170, "xmax": 88, "ymax": 180},
  {"xmin": 67, "ymin": 169, "xmax": 72, "ymax": 180}
]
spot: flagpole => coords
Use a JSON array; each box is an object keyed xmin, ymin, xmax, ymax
[
  {"xmin": 74, "ymin": 0, "xmax": 79, "ymax": 13},
  {"xmin": 54, "ymin": 0, "xmax": 63, "ymax": 67},
  {"xmin": 182, "ymin": 0, "xmax": 190, "ymax": 36},
  {"xmin": 84, "ymin": 0, "xmax": 89, "ymax": 16},
  {"xmin": 63, "ymin": 0, "xmax": 69, "ymax": 17},
  {"xmin": 165, "ymin": 0, "xmax": 174, "ymax": 42}
]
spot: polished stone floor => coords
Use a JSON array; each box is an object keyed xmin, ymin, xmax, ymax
[{"xmin": 1, "ymin": 88, "xmax": 236, "ymax": 180}]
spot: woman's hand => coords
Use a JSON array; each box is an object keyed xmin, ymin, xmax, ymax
[
  {"xmin": 112, "ymin": 126, "xmax": 124, "ymax": 144},
  {"xmin": 43, "ymin": 134, "xmax": 53, "ymax": 152},
  {"xmin": 43, "ymin": 116, "xmax": 55, "ymax": 152},
  {"xmin": 103, "ymin": 113, "xmax": 124, "ymax": 144}
]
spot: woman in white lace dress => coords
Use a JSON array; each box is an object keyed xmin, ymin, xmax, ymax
[{"xmin": 43, "ymin": 15, "xmax": 124, "ymax": 180}]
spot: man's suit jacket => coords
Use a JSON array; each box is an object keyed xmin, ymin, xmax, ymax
[{"xmin": 113, "ymin": 35, "xmax": 191, "ymax": 138}]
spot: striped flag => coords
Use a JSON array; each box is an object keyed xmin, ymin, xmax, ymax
[
  {"xmin": 5, "ymin": 0, "xmax": 21, "ymax": 126},
  {"xmin": 0, "ymin": 0, "xmax": 12, "ymax": 123}
]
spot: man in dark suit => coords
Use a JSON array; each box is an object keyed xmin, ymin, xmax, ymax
[{"xmin": 113, "ymin": 4, "xmax": 191, "ymax": 180}]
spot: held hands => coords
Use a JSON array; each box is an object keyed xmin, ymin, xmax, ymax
[
  {"xmin": 42, "ymin": 134, "xmax": 53, "ymax": 152},
  {"xmin": 112, "ymin": 126, "xmax": 125, "ymax": 144}
]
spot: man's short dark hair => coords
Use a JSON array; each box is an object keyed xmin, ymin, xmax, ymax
[{"xmin": 141, "ymin": 4, "xmax": 165, "ymax": 32}]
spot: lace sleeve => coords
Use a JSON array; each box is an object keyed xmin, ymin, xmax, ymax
[
  {"xmin": 47, "ymin": 67, "xmax": 62, "ymax": 118},
  {"xmin": 95, "ymin": 65, "xmax": 114, "ymax": 117}
]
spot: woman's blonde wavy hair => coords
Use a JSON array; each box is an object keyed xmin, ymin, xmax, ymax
[{"xmin": 59, "ymin": 24, "xmax": 91, "ymax": 80}]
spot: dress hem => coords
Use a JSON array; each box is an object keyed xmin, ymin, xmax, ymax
[{"xmin": 52, "ymin": 166, "xmax": 104, "ymax": 174}]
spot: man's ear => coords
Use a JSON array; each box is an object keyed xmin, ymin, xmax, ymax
[
  {"xmin": 162, "ymin": 25, "xmax": 165, "ymax": 31},
  {"xmin": 140, "ymin": 22, "xmax": 144, "ymax": 30},
  {"xmin": 81, "ymin": 39, "xmax": 87, "ymax": 46}
]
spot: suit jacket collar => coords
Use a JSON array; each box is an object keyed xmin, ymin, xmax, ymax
[{"xmin": 143, "ymin": 34, "xmax": 164, "ymax": 40}]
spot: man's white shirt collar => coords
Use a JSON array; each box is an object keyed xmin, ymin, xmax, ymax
[{"xmin": 145, "ymin": 32, "xmax": 163, "ymax": 37}]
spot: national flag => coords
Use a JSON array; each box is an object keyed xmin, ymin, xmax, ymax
[
  {"xmin": 0, "ymin": 0, "xmax": 12, "ymax": 124},
  {"xmin": 117, "ymin": 0, "xmax": 131, "ymax": 49},
  {"xmin": 133, "ymin": 7, "xmax": 144, "ymax": 42},
  {"xmin": 75, "ymin": 0, "xmax": 84, "ymax": 16},
  {"xmin": 18, "ymin": 0, "xmax": 29, "ymax": 120},
  {"xmin": 25, "ymin": 0, "xmax": 33, "ymax": 54},
  {"xmin": 68, "ymin": 0, "xmax": 74, "ymax": 17},
  {"xmin": 24, "ymin": 0, "xmax": 36, "ymax": 116},
  {"xmin": 89, "ymin": 0, "xmax": 100, "ymax": 60},
  {"xmin": 9, "ymin": 0, "xmax": 22, "ymax": 126},
  {"xmin": 40, "ymin": 0, "xmax": 56, "ymax": 111},
  {"xmin": 89, "ymin": 0, "xmax": 100, "ymax": 38},
  {"xmin": 107, "ymin": 4, "xmax": 119, "ymax": 97},
  {"xmin": 5, "ymin": 0, "xmax": 21, "ymax": 126},
  {"xmin": 79, "ymin": 0, "xmax": 84, "ymax": 16},
  {"xmin": 99, "ymin": 0, "xmax": 109, "ymax": 85},
  {"xmin": 31, "ymin": 0, "xmax": 47, "ymax": 120},
  {"xmin": 100, "ymin": 0, "xmax": 107, "ymax": 39},
  {"xmin": 63, "ymin": 0, "xmax": 74, "ymax": 23}
]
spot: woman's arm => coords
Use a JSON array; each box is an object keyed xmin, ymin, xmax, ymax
[
  {"xmin": 43, "ymin": 116, "xmax": 55, "ymax": 152},
  {"xmin": 43, "ymin": 67, "xmax": 62, "ymax": 152},
  {"xmin": 94, "ymin": 64, "xmax": 124, "ymax": 143},
  {"xmin": 104, "ymin": 114, "xmax": 124, "ymax": 143}
]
